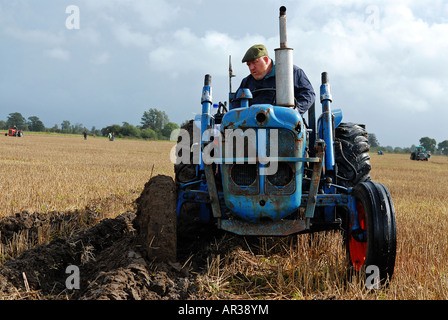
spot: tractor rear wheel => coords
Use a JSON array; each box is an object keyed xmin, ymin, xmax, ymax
[
  {"xmin": 347, "ymin": 181, "xmax": 397, "ymax": 285},
  {"xmin": 174, "ymin": 120, "xmax": 198, "ymax": 183},
  {"xmin": 335, "ymin": 122, "xmax": 371, "ymax": 187},
  {"xmin": 134, "ymin": 175, "xmax": 177, "ymax": 262}
]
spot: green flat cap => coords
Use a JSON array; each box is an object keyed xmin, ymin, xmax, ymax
[{"xmin": 242, "ymin": 44, "xmax": 268, "ymax": 63}]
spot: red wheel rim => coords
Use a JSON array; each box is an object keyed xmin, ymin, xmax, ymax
[{"xmin": 349, "ymin": 201, "xmax": 367, "ymax": 270}]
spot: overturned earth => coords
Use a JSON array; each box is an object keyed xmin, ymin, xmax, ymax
[{"xmin": 0, "ymin": 175, "xmax": 229, "ymax": 300}]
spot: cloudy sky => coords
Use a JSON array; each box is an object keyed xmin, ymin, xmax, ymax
[{"xmin": 1, "ymin": 0, "xmax": 447, "ymax": 147}]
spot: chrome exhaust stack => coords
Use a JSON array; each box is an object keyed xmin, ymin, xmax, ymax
[{"xmin": 275, "ymin": 6, "xmax": 294, "ymax": 107}]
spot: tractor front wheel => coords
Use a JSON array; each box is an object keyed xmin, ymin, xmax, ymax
[{"xmin": 347, "ymin": 181, "xmax": 397, "ymax": 285}]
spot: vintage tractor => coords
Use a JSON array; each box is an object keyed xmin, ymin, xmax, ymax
[
  {"xmin": 5, "ymin": 128, "xmax": 23, "ymax": 137},
  {"xmin": 135, "ymin": 7, "xmax": 397, "ymax": 285},
  {"xmin": 410, "ymin": 145, "xmax": 430, "ymax": 161}
]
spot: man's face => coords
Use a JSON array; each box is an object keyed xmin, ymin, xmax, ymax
[{"xmin": 247, "ymin": 56, "xmax": 270, "ymax": 80}]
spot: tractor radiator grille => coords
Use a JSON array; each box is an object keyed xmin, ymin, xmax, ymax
[
  {"xmin": 231, "ymin": 164, "xmax": 257, "ymax": 186},
  {"xmin": 226, "ymin": 128, "xmax": 297, "ymax": 194},
  {"xmin": 267, "ymin": 162, "xmax": 294, "ymax": 186}
]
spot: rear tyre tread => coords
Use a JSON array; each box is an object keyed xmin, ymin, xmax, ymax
[{"xmin": 335, "ymin": 122, "xmax": 371, "ymax": 187}]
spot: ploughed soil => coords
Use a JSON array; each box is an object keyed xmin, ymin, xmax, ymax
[{"xmin": 0, "ymin": 176, "xmax": 226, "ymax": 300}]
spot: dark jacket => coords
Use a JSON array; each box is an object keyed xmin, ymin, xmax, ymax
[{"xmin": 233, "ymin": 61, "xmax": 315, "ymax": 115}]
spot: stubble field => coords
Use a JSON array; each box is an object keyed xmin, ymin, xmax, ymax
[{"xmin": 0, "ymin": 133, "xmax": 447, "ymax": 300}]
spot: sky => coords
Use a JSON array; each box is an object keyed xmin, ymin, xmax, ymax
[{"xmin": 1, "ymin": 0, "xmax": 447, "ymax": 148}]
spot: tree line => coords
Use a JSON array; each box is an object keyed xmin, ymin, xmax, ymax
[
  {"xmin": 3, "ymin": 111, "xmax": 447, "ymax": 154},
  {"xmin": 0, "ymin": 109, "xmax": 179, "ymax": 140},
  {"xmin": 368, "ymin": 133, "xmax": 448, "ymax": 156}
]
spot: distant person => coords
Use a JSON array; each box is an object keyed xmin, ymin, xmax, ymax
[{"xmin": 83, "ymin": 130, "xmax": 87, "ymax": 140}]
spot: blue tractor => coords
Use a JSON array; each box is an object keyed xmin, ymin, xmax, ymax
[{"xmin": 135, "ymin": 7, "xmax": 397, "ymax": 285}]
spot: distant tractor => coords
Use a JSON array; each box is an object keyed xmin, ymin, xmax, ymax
[
  {"xmin": 410, "ymin": 145, "xmax": 430, "ymax": 161},
  {"xmin": 5, "ymin": 128, "xmax": 23, "ymax": 137}
]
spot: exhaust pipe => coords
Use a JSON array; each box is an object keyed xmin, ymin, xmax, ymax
[{"xmin": 275, "ymin": 6, "xmax": 294, "ymax": 107}]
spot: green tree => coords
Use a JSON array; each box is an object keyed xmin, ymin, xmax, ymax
[
  {"xmin": 0, "ymin": 120, "xmax": 6, "ymax": 130},
  {"xmin": 61, "ymin": 120, "xmax": 71, "ymax": 133},
  {"xmin": 50, "ymin": 124, "xmax": 59, "ymax": 133},
  {"xmin": 393, "ymin": 147, "xmax": 403, "ymax": 153},
  {"xmin": 141, "ymin": 128, "xmax": 157, "ymax": 139},
  {"xmin": 70, "ymin": 123, "xmax": 85, "ymax": 134},
  {"xmin": 101, "ymin": 124, "xmax": 121, "ymax": 137},
  {"xmin": 28, "ymin": 116, "xmax": 45, "ymax": 132},
  {"xmin": 367, "ymin": 133, "xmax": 380, "ymax": 148},
  {"xmin": 419, "ymin": 137, "xmax": 436, "ymax": 153},
  {"xmin": 141, "ymin": 108, "xmax": 169, "ymax": 132},
  {"xmin": 161, "ymin": 122, "xmax": 179, "ymax": 139},
  {"xmin": 6, "ymin": 112, "xmax": 26, "ymax": 129},
  {"xmin": 438, "ymin": 140, "xmax": 448, "ymax": 156},
  {"xmin": 120, "ymin": 122, "xmax": 141, "ymax": 138},
  {"xmin": 90, "ymin": 126, "xmax": 101, "ymax": 136}
]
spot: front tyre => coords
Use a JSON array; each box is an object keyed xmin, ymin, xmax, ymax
[{"xmin": 347, "ymin": 181, "xmax": 397, "ymax": 285}]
